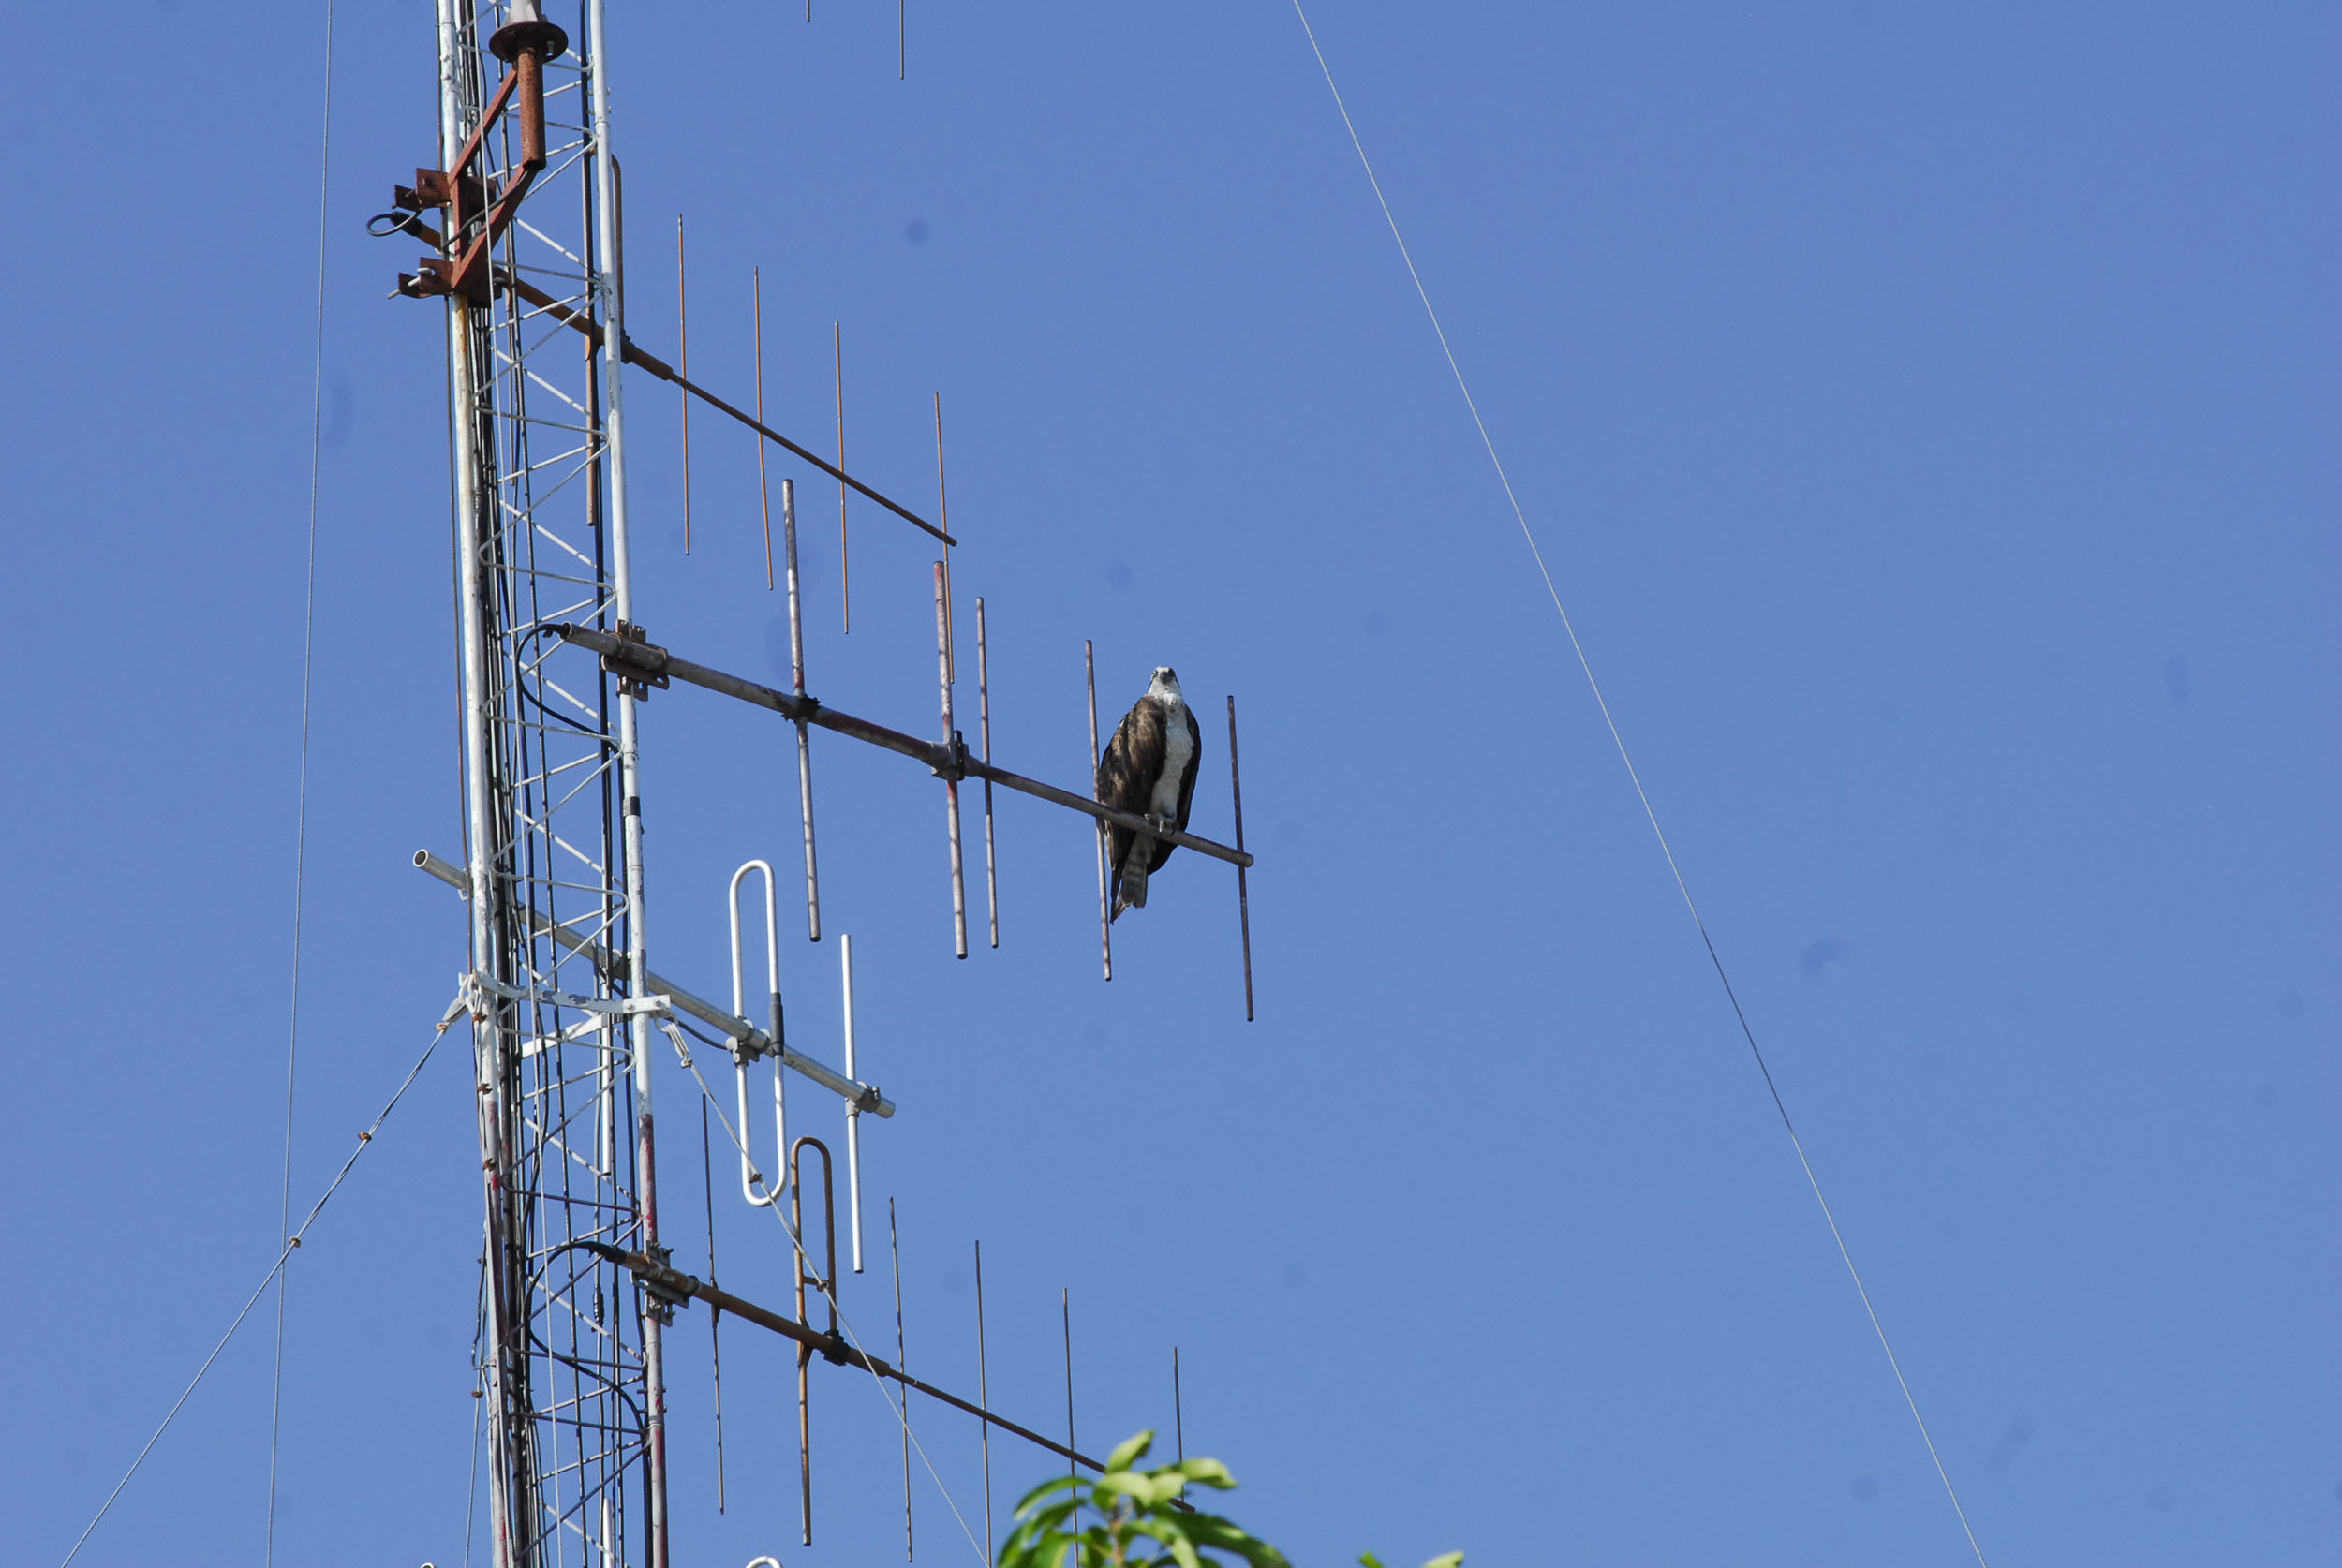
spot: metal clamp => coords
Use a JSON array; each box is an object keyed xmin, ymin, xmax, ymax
[
  {"xmin": 605, "ymin": 621, "xmax": 672, "ymax": 700},
  {"xmin": 929, "ymin": 730, "xmax": 970, "ymax": 783},
  {"xmin": 468, "ymin": 969, "xmax": 671, "ymax": 1020}
]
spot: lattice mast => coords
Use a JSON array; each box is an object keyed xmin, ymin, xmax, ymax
[{"xmin": 426, "ymin": 3, "xmax": 667, "ymax": 1565}]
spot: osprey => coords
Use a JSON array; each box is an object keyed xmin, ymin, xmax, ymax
[{"xmin": 1097, "ymin": 665, "xmax": 1203, "ymax": 921}]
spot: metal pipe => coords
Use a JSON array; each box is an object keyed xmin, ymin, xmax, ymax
[
  {"xmin": 788, "ymin": 1138, "xmax": 837, "ymax": 1546},
  {"xmin": 585, "ymin": 5, "xmax": 672, "ymax": 1561},
  {"xmin": 437, "ymin": 2, "xmax": 524, "ymax": 1558},
  {"xmin": 676, "ymin": 215, "xmax": 689, "ymax": 554},
  {"xmin": 935, "ymin": 393, "xmax": 953, "ymax": 683},
  {"xmin": 783, "ymin": 479, "xmax": 821, "ymax": 941},
  {"xmin": 558, "ymin": 626, "xmax": 1257, "ymax": 868},
  {"xmin": 1087, "ymin": 643, "xmax": 1111, "ymax": 981},
  {"xmin": 413, "ymin": 850, "xmax": 893, "ymax": 1116},
  {"xmin": 841, "ymin": 934, "xmax": 865, "ymax": 1273},
  {"xmin": 937, "ymin": 565, "xmax": 968, "ymax": 960},
  {"xmin": 586, "ymin": 184, "xmax": 615, "ymax": 1188},
  {"xmin": 700, "ymin": 1099, "xmax": 726, "ymax": 1513},
  {"xmin": 1227, "ymin": 695, "xmax": 1253, "ymax": 1022},
  {"xmin": 727, "ymin": 861, "xmax": 785, "ymax": 1207},
  {"xmin": 977, "ymin": 599, "xmax": 997, "ymax": 948}
]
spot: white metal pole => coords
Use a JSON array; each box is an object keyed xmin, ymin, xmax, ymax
[
  {"xmin": 729, "ymin": 861, "xmax": 783, "ymax": 1207},
  {"xmin": 585, "ymin": 5, "xmax": 672, "ymax": 1563},
  {"xmin": 437, "ymin": 4, "xmax": 520, "ymax": 1564},
  {"xmin": 841, "ymin": 932, "xmax": 865, "ymax": 1273}
]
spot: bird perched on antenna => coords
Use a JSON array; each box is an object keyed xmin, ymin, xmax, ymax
[{"xmin": 1097, "ymin": 666, "xmax": 1203, "ymax": 921}]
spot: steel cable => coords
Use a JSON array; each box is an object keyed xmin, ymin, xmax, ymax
[
  {"xmin": 1283, "ymin": 7, "xmax": 1991, "ymax": 1564},
  {"xmin": 267, "ymin": 4, "xmax": 335, "ymax": 1563},
  {"xmin": 60, "ymin": 1014, "xmax": 453, "ymax": 1568}
]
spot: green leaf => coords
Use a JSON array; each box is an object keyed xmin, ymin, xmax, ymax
[
  {"xmin": 1359, "ymin": 1558, "xmax": 1386, "ymax": 1568},
  {"xmin": 1007, "ymin": 1472, "xmax": 1087, "ymax": 1517},
  {"xmin": 1420, "ymin": 1554, "xmax": 1465, "ymax": 1568},
  {"xmin": 1171, "ymin": 1457, "xmax": 1237, "ymax": 1489},
  {"xmin": 1105, "ymin": 1429, "xmax": 1157, "ymax": 1473}
]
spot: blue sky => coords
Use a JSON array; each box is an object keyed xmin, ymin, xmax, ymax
[{"xmin": 3, "ymin": 4, "xmax": 2335, "ymax": 1565}]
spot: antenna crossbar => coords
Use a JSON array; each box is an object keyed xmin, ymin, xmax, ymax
[
  {"xmin": 413, "ymin": 850, "xmax": 894, "ymax": 1117},
  {"xmin": 585, "ymin": 1243, "xmax": 1121, "ymax": 1479},
  {"xmin": 382, "ymin": 212, "xmax": 955, "ymax": 545},
  {"xmin": 558, "ymin": 626, "xmax": 1256, "ymax": 869}
]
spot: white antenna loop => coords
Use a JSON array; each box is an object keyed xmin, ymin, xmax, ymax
[{"xmin": 729, "ymin": 860, "xmax": 786, "ymax": 1208}]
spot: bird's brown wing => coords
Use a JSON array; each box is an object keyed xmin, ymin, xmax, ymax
[{"xmin": 1097, "ymin": 696, "xmax": 1165, "ymax": 902}]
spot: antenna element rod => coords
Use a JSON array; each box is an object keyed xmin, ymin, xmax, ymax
[
  {"xmin": 835, "ymin": 322, "xmax": 849, "ymax": 632},
  {"xmin": 841, "ymin": 935, "xmax": 865, "ymax": 1273},
  {"xmin": 978, "ymin": 599, "xmax": 998, "ymax": 948},
  {"xmin": 1227, "ymin": 695, "xmax": 1253, "ymax": 1021},
  {"xmin": 782, "ymin": 479, "xmax": 822, "ymax": 940},
  {"xmin": 753, "ymin": 270, "xmax": 775, "ymax": 588},
  {"xmin": 1087, "ymin": 643, "xmax": 1111, "ymax": 980},
  {"xmin": 938, "ymin": 565, "xmax": 969, "ymax": 958}
]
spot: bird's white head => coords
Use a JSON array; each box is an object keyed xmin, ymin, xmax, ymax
[{"xmin": 1149, "ymin": 665, "xmax": 1184, "ymax": 703}]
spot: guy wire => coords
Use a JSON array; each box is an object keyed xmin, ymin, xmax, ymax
[
  {"xmin": 269, "ymin": 3, "xmax": 335, "ymax": 1561},
  {"xmin": 1284, "ymin": 7, "xmax": 1991, "ymax": 1564},
  {"xmin": 64, "ymin": 1016, "xmax": 452, "ymax": 1568}
]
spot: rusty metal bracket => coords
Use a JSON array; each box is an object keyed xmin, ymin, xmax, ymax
[
  {"xmin": 637, "ymin": 1241, "xmax": 685, "ymax": 1324},
  {"xmin": 396, "ymin": 26, "xmax": 559, "ymax": 304}
]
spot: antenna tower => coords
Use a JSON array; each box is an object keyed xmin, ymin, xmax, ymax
[{"xmin": 375, "ymin": 6, "xmax": 1258, "ymax": 1567}]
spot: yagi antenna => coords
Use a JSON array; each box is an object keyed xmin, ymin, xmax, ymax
[{"xmin": 556, "ymin": 618, "xmax": 1257, "ymax": 1000}]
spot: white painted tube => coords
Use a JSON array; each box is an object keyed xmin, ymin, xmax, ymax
[
  {"xmin": 729, "ymin": 862, "xmax": 782, "ymax": 1207},
  {"xmin": 841, "ymin": 933, "xmax": 864, "ymax": 1273}
]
